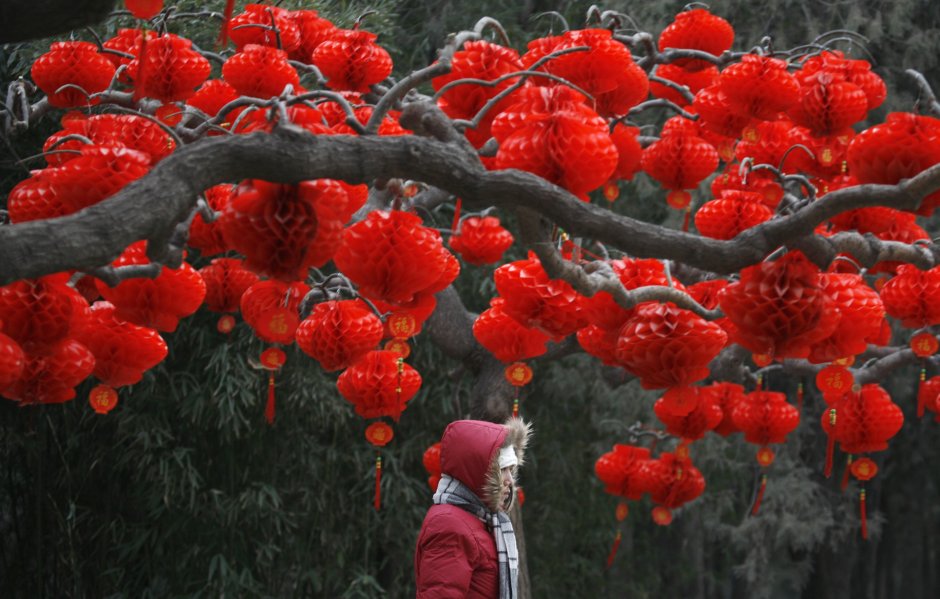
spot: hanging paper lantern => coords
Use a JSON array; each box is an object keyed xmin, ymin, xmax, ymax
[
  {"xmin": 732, "ymin": 389, "xmax": 800, "ymax": 462},
  {"xmin": 718, "ymin": 251, "xmax": 839, "ymax": 360},
  {"xmin": 0, "ymin": 273, "xmax": 89, "ymax": 354},
  {"xmin": 88, "ymin": 383, "xmax": 119, "ymax": 414},
  {"xmin": 816, "ymin": 364, "xmax": 855, "ymax": 404},
  {"xmin": 798, "ymin": 51, "xmax": 886, "ymax": 112},
  {"xmin": 365, "ymin": 421, "xmax": 394, "ymax": 447},
  {"xmin": 603, "ymin": 123, "xmax": 644, "ymax": 200},
  {"xmin": 75, "ymin": 301, "xmax": 167, "ymax": 388},
  {"xmin": 821, "ymin": 383, "xmax": 903, "ymax": 455},
  {"xmin": 423, "ymin": 442, "xmax": 442, "ymax": 491},
  {"xmin": 701, "ymin": 382, "xmax": 746, "ymax": 436},
  {"xmin": 337, "ymin": 350, "xmax": 422, "ymax": 420},
  {"xmin": 642, "ymin": 452, "xmax": 706, "ymax": 525},
  {"xmin": 807, "ymin": 273, "xmax": 885, "ymax": 363},
  {"xmin": 31, "ymin": 41, "xmax": 116, "ymax": 108},
  {"xmin": 711, "ymin": 164, "xmax": 784, "ymax": 210},
  {"xmin": 522, "ymin": 29, "xmax": 649, "ymax": 117},
  {"xmin": 919, "ymin": 376, "xmax": 940, "ymax": 422},
  {"xmin": 789, "ymin": 71, "xmax": 869, "ymax": 135},
  {"xmin": 491, "ymin": 85, "xmax": 618, "ymax": 199},
  {"xmin": 312, "ymin": 28, "xmax": 393, "ymax": 93},
  {"xmin": 576, "ymin": 325, "xmax": 620, "ymax": 367},
  {"xmin": 0, "ymin": 332, "xmax": 26, "ymax": 390},
  {"xmin": 95, "ymin": 242, "xmax": 205, "ymax": 333},
  {"xmin": 288, "ymin": 10, "xmax": 338, "ymax": 62},
  {"xmin": 125, "ymin": 0, "xmax": 163, "ymax": 19},
  {"xmin": 198, "ymin": 257, "xmax": 260, "ymax": 317},
  {"xmin": 295, "ymin": 300, "xmax": 384, "ymax": 371},
  {"xmin": 493, "ymin": 253, "xmax": 587, "ymax": 340},
  {"xmin": 878, "ymin": 265, "xmax": 940, "ymax": 328},
  {"xmin": 720, "ymin": 55, "xmax": 800, "ymax": 120},
  {"xmin": 1, "ymin": 340, "xmax": 95, "ymax": 405},
  {"xmin": 654, "ymin": 387, "xmax": 723, "ymax": 441},
  {"xmin": 650, "ymin": 64, "xmax": 719, "ymax": 107},
  {"xmin": 640, "ymin": 130, "xmax": 719, "ymax": 209},
  {"xmin": 227, "ymin": 4, "xmax": 301, "ymax": 53},
  {"xmin": 615, "ymin": 303, "xmax": 727, "ymax": 389},
  {"xmin": 595, "ymin": 444, "xmax": 651, "ymax": 500},
  {"xmin": 188, "ymin": 185, "xmax": 233, "ymax": 256},
  {"xmin": 658, "ymin": 8, "xmax": 734, "ymax": 70},
  {"xmin": 102, "ymin": 29, "xmax": 156, "ymax": 74},
  {"xmin": 694, "ymin": 190, "xmax": 773, "ymax": 240},
  {"xmin": 126, "ymin": 34, "xmax": 211, "ymax": 103},
  {"xmin": 581, "ymin": 259, "xmax": 688, "ymax": 332},
  {"xmin": 42, "ymin": 113, "xmax": 175, "ymax": 166},
  {"xmin": 692, "ymin": 84, "xmax": 751, "ymax": 139},
  {"xmin": 472, "ymin": 297, "xmax": 550, "ymax": 363},
  {"xmin": 371, "ymin": 293, "xmax": 438, "ymax": 341},
  {"xmin": 334, "ymin": 210, "xmax": 458, "ymax": 306},
  {"xmin": 239, "ymin": 279, "xmax": 308, "ymax": 345},
  {"xmin": 186, "ymin": 79, "xmax": 241, "ymax": 121},
  {"xmin": 222, "ymin": 44, "xmax": 301, "ymax": 98},
  {"xmin": 449, "ymin": 216, "xmax": 514, "ymax": 266}
]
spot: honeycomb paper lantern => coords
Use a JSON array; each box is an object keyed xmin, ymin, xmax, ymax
[
  {"xmin": 0, "ymin": 332, "xmax": 26, "ymax": 389},
  {"xmin": 654, "ymin": 386, "xmax": 723, "ymax": 440},
  {"xmin": 198, "ymin": 258, "xmax": 260, "ymax": 313},
  {"xmin": 239, "ymin": 279, "xmax": 308, "ymax": 344},
  {"xmin": 472, "ymin": 297, "xmax": 551, "ymax": 363},
  {"xmin": 42, "ymin": 113, "xmax": 175, "ymax": 166},
  {"xmin": 879, "ymin": 264, "xmax": 940, "ymax": 328},
  {"xmin": 127, "ymin": 34, "xmax": 211, "ymax": 103},
  {"xmin": 423, "ymin": 442, "xmax": 442, "ymax": 491},
  {"xmin": 288, "ymin": 10, "xmax": 338, "ymax": 62},
  {"xmin": 642, "ymin": 452, "xmax": 706, "ymax": 523},
  {"xmin": 1, "ymin": 340, "xmax": 95, "ymax": 405},
  {"xmin": 720, "ymin": 54, "xmax": 800, "ymax": 120},
  {"xmin": 312, "ymin": 29, "xmax": 393, "ymax": 93},
  {"xmin": 702, "ymin": 382, "xmax": 746, "ymax": 436},
  {"xmin": 336, "ymin": 350, "xmax": 422, "ymax": 420},
  {"xmin": 0, "ymin": 273, "xmax": 89, "ymax": 354},
  {"xmin": 808, "ymin": 273, "xmax": 885, "ymax": 363},
  {"xmin": 31, "ymin": 41, "xmax": 116, "ymax": 108},
  {"xmin": 595, "ymin": 444, "xmax": 652, "ymax": 500},
  {"xmin": 732, "ymin": 389, "xmax": 800, "ymax": 448},
  {"xmin": 658, "ymin": 8, "xmax": 734, "ymax": 70},
  {"xmin": 295, "ymin": 300, "xmax": 384, "ymax": 371},
  {"xmin": 449, "ymin": 216, "xmax": 514, "ymax": 266},
  {"xmin": 694, "ymin": 190, "xmax": 773, "ymax": 240},
  {"xmin": 227, "ymin": 4, "xmax": 301, "ymax": 53},
  {"xmin": 223, "ymin": 44, "xmax": 301, "ymax": 98},
  {"xmin": 75, "ymin": 301, "xmax": 167, "ymax": 388},
  {"xmin": 821, "ymin": 384, "xmax": 903, "ymax": 454},
  {"xmin": 581, "ymin": 258, "xmax": 686, "ymax": 332},
  {"xmin": 188, "ymin": 185, "xmax": 233, "ymax": 257}
]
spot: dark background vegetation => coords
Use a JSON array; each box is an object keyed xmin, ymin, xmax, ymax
[{"xmin": 1, "ymin": 1, "xmax": 939, "ymax": 597}]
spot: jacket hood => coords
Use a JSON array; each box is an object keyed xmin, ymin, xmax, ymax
[{"xmin": 441, "ymin": 418, "xmax": 531, "ymax": 512}]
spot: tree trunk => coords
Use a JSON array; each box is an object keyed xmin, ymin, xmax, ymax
[{"xmin": 0, "ymin": 0, "xmax": 116, "ymax": 43}]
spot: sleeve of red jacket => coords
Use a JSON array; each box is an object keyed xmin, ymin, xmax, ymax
[{"xmin": 415, "ymin": 515, "xmax": 479, "ymax": 598}]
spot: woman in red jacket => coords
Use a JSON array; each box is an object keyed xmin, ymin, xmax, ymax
[{"xmin": 414, "ymin": 418, "xmax": 531, "ymax": 599}]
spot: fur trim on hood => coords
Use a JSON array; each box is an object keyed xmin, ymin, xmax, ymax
[{"xmin": 483, "ymin": 418, "xmax": 532, "ymax": 512}]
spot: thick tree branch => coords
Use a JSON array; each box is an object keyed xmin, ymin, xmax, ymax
[{"xmin": 0, "ymin": 0, "xmax": 116, "ymax": 43}]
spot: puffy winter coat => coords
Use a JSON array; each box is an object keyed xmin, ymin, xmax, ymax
[{"xmin": 414, "ymin": 419, "xmax": 529, "ymax": 598}]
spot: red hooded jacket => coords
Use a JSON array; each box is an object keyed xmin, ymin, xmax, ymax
[{"xmin": 414, "ymin": 419, "xmax": 525, "ymax": 598}]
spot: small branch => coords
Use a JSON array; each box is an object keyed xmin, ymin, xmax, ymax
[
  {"xmin": 908, "ymin": 69, "xmax": 940, "ymax": 118},
  {"xmin": 646, "ymin": 74, "xmax": 696, "ymax": 105},
  {"xmin": 89, "ymin": 263, "xmax": 162, "ymax": 287},
  {"xmin": 627, "ymin": 97, "xmax": 698, "ymax": 119}
]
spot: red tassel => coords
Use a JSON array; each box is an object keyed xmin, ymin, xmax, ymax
[
  {"xmin": 605, "ymin": 530, "xmax": 622, "ymax": 569},
  {"xmin": 218, "ymin": 0, "xmax": 236, "ymax": 46},
  {"xmin": 681, "ymin": 206, "xmax": 692, "ymax": 232},
  {"xmin": 512, "ymin": 387, "xmax": 520, "ymax": 418},
  {"xmin": 751, "ymin": 474, "xmax": 767, "ymax": 516},
  {"xmin": 797, "ymin": 382, "xmax": 804, "ymax": 411},
  {"xmin": 133, "ymin": 29, "xmax": 150, "ymax": 102},
  {"xmin": 264, "ymin": 374, "xmax": 275, "ymax": 424},
  {"xmin": 824, "ymin": 408, "xmax": 837, "ymax": 478},
  {"xmin": 451, "ymin": 198, "xmax": 463, "ymax": 234},
  {"xmin": 917, "ymin": 367, "xmax": 927, "ymax": 418},
  {"xmin": 374, "ymin": 455, "xmax": 383, "ymax": 511},
  {"xmin": 840, "ymin": 455, "xmax": 853, "ymax": 491},
  {"xmin": 860, "ymin": 488, "xmax": 868, "ymax": 540}
]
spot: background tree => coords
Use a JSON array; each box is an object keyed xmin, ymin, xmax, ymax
[{"xmin": 1, "ymin": 2, "xmax": 940, "ymax": 598}]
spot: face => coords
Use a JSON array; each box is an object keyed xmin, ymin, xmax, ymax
[{"xmin": 499, "ymin": 466, "xmax": 515, "ymax": 508}]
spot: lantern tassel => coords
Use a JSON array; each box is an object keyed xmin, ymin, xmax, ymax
[
  {"xmin": 605, "ymin": 530, "xmax": 622, "ymax": 569},
  {"xmin": 797, "ymin": 382, "xmax": 804, "ymax": 411},
  {"xmin": 751, "ymin": 474, "xmax": 767, "ymax": 516},
  {"xmin": 681, "ymin": 206, "xmax": 692, "ymax": 232},
  {"xmin": 264, "ymin": 374, "xmax": 276, "ymax": 425},
  {"xmin": 218, "ymin": 0, "xmax": 236, "ymax": 46},
  {"xmin": 374, "ymin": 454, "xmax": 383, "ymax": 511},
  {"xmin": 917, "ymin": 367, "xmax": 927, "ymax": 418},
  {"xmin": 840, "ymin": 455, "xmax": 853, "ymax": 492},
  {"xmin": 133, "ymin": 27, "xmax": 150, "ymax": 102},
  {"xmin": 512, "ymin": 387, "xmax": 520, "ymax": 418},
  {"xmin": 860, "ymin": 488, "xmax": 868, "ymax": 540},
  {"xmin": 451, "ymin": 198, "xmax": 462, "ymax": 235}
]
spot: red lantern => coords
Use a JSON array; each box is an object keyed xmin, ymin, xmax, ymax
[
  {"xmin": 703, "ymin": 382, "xmax": 746, "ymax": 436},
  {"xmin": 493, "ymin": 253, "xmax": 587, "ymax": 340},
  {"xmin": 692, "ymin": 84, "xmax": 751, "ymax": 139},
  {"xmin": 658, "ymin": 8, "xmax": 734, "ymax": 70},
  {"xmin": 89, "ymin": 383, "xmax": 119, "ymax": 414},
  {"xmin": 595, "ymin": 444, "xmax": 651, "ymax": 500},
  {"xmin": 0, "ymin": 273, "xmax": 89, "ymax": 354},
  {"xmin": 607, "ymin": 123, "xmax": 644, "ymax": 188},
  {"xmin": 449, "ymin": 216, "xmax": 514, "ymax": 266},
  {"xmin": 365, "ymin": 421, "xmax": 394, "ymax": 447},
  {"xmin": 75, "ymin": 301, "xmax": 167, "ymax": 388},
  {"xmin": 581, "ymin": 258, "xmax": 687, "ymax": 332},
  {"xmin": 0, "ymin": 332, "xmax": 26, "ymax": 390},
  {"xmin": 1, "ymin": 340, "xmax": 95, "ymax": 405},
  {"xmin": 222, "ymin": 44, "xmax": 300, "ymax": 99},
  {"xmin": 790, "ymin": 71, "xmax": 869, "ymax": 135},
  {"xmin": 288, "ymin": 10, "xmax": 338, "ymax": 62},
  {"xmin": 42, "ymin": 113, "xmax": 175, "ymax": 166},
  {"xmin": 312, "ymin": 29, "xmax": 393, "ymax": 93},
  {"xmin": 491, "ymin": 85, "xmax": 618, "ymax": 199},
  {"xmin": 125, "ymin": 0, "xmax": 163, "ymax": 19},
  {"xmin": 334, "ymin": 210, "xmax": 458, "ymax": 307},
  {"xmin": 199, "ymin": 258, "xmax": 259, "ymax": 314},
  {"xmin": 239, "ymin": 280, "xmax": 308, "ymax": 345},
  {"xmin": 615, "ymin": 303, "xmax": 727, "ymax": 389},
  {"xmin": 719, "ymin": 54, "xmax": 800, "ymax": 120},
  {"xmin": 820, "ymin": 384, "xmax": 903, "ymax": 455},
  {"xmin": 188, "ymin": 185, "xmax": 233, "ymax": 257},
  {"xmin": 640, "ymin": 131, "xmax": 719, "ymax": 207},
  {"xmin": 576, "ymin": 325, "xmax": 620, "ymax": 367},
  {"xmin": 102, "ymin": 29, "xmax": 156, "ymax": 75},
  {"xmin": 879, "ymin": 265, "xmax": 940, "ymax": 328},
  {"xmin": 227, "ymin": 4, "xmax": 301, "ymax": 53},
  {"xmin": 423, "ymin": 442, "xmax": 442, "ymax": 491},
  {"xmin": 96, "ymin": 242, "xmax": 206, "ymax": 333},
  {"xmin": 127, "ymin": 34, "xmax": 211, "ymax": 103},
  {"xmin": 732, "ymin": 390, "xmax": 800, "ymax": 452},
  {"xmin": 186, "ymin": 79, "xmax": 241, "ymax": 120},
  {"xmin": 654, "ymin": 387, "xmax": 723, "ymax": 441},
  {"xmin": 815, "ymin": 364, "xmax": 855, "ymax": 402},
  {"xmin": 295, "ymin": 300, "xmax": 384, "ymax": 371},
  {"xmin": 650, "ymin": 64, "xmax": 718, "ymax": 107},
  {"xmin": 472, "ymin": 297, "xmax": 550, "ymax": 363},
  {"xmin": 919, "ymin": 376, "xmax": 940, "ymax": 422},
  {"xmin": 337, "ymin": 350, "xmax": 422, "ymax": 420},
  {"xmin": 807, "ymin": 273, "xmax": 885, "ymax": 364},
  {"xmin": 694, "ymin": 190, "xmax": 773, "ymax": 240},
  {"xmin": 718, "ymin": 251, "xmax": 839, "ymax": 360},
  {"xmin": 31, "ymin": 42, "xmax": 116, "ymax": 108},
  {"xmin": 642, "ymin": 452, "xmax": 706, "ymax": 524}
]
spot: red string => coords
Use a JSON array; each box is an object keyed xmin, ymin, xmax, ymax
[
  {"xmin": 374, "ymin": 455, "xmax": 383, "ymax": 511},
  {"xmin": 840, "ymin": 455, "xmax": 853, "ymax": 492},
  {"xmin": 218, "ymin": 0, "xmax": 235, "ymax": 46},
  {"xmin": 451, "ymin": 198, "xmax": 462, "ymax": 234},
  {"xmin": 917, "ymin": 367, "xmax": 927, "ymax": 418},
  {"xmin": 681, "ymin": 206, "xmax": 692, "ymax": 232},
  {"xmin": 860, "ymin": 488, "xmax": 868, "ymax": 540},
  {"xmin": 264, "ymin": 374, "xmax": 276, "ymax": 424},
  {"xmin": 512, "ymin": 387, "xmax": 519, "ymax": 418},
  {"xmin": 751, "ymin": 474, "xmax": 767, "ymax": 516},
  {"xmin": 605, "ymin": 530, "xmax": 622, "ymax": 569},
  {"xmin": 797, "ymin": 382, "xmax": 804, "ymax": 411},
  {"xmin": 133, "ymin": 28, "xmax": 150, "ymax": 102},
  {"xmin": 824, "ymin": 409, "xmax": 836, "ymax": 478}
]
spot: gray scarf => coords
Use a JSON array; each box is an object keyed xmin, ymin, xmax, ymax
[{"xmin": 433, "ymin": 474, "xmax": 519, "ymax": 599}]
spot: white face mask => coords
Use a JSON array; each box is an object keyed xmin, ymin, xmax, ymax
[{"xmin": 497, "ymin": 446, "xmax": 518, "ymax": 469}]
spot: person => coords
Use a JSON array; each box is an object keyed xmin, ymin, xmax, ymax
[{"xmin": 414, "ymin": 418, "xmax": 531, "ymax": 599}]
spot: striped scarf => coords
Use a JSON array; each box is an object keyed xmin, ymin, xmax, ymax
[{"xmin": 433, "ymin": 474, "xmax": 519, "ymax": 599}]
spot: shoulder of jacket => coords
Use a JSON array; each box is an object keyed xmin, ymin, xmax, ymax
[{"xmin": 421, "ymin": 507, "xmax": 490, "ymax": 555}]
